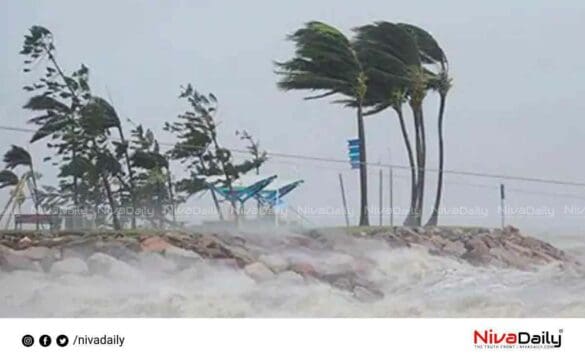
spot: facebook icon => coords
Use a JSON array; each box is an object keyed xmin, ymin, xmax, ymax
[{"xmin": 39, "ymin": 335, "xmax": 52, "ymax": 347}]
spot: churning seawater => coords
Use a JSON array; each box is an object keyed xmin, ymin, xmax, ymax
[{"xmin": 1, "ymin": 232, "xmax": 584, "ymax": 317}]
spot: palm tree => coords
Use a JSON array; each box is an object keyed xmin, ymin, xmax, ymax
[
  {"xmin": 275, "ymin": 21, "xmax": 370, "ymax": 226},
  {"xmin": 3, "ymin": 145, "xmax": 40, "ymax": 228},
  {"xmin": 85, "ymin": 97, "xmax": 139, "ymax": 228},
  {"xmin": 0, "ymin": 170, "xmax": 20, "ymax": 223},
  {"xmin": 396, "ymin": 24, "xmax": 451, "ymax": 226},
  {"xmin": 0, "ymin": 170, "xmax": 18, "ymax": 190},
  {"xmin": 354, "ymin": 21, "xmax": 428, "ymax": 226}
]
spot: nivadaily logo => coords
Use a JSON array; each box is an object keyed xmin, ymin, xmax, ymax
[{"xmin": 473, "ymin": 329, "xmax": 563, "ymax": 349}]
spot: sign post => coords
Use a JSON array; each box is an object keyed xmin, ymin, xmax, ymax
[
  {"xmin": 338, "ymin": 173, "xmax": 350, "ymax": 227},
  {"xmin": 347, "ymin": 139, "xmax": 360, "ymax": 170}
]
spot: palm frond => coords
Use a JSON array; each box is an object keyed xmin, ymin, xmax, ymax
[
  {"xmin": 79, "ymin": 97, "xmax": 121, "ymax": 135},
  {"xmin": 275, "ymin": 21, "xmax": 362, "ymax": 101},
  {"xmin": 396, "ymin": 23, "xmax": 447, "ymax": 68},
  {"xmin": 23, "ymin": 95, "xmax": 70, "ymax": 114},
  {"xmin": 0, "ymin": 170, "xmax": 19, "ymax": 189},
  {"xmin": 3, "ymin": 145, "xmax": 32, "ymax": 169}
]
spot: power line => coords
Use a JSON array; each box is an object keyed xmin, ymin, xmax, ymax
[{"xmin": 3, "ymin": 123, "xmax": 585, "ymax": 188}]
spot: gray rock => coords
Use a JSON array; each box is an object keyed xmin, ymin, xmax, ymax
[
  {"xmin": 462, "ymin": 242, "xmax": 491, "ymax": 266},
  {"xmin": 18, "ymin": 246, "xmax": 59, "ymax": 261},
  {"xmin": 258, "ymin": 254, "xmax": 289, "ymax": 273},
  {"xmin": 244, "ymin": 262, "xmax": 274, "ymax": 282},
  {"xmin": 278, "ymin": 270, "xmax": 305, "ymax": 284},
  {"xmin": 164, "ymin": 245, "xmax": 202, "ymax": 268},
  {"xmin": 50, "ymin": 257, "xmax": 89, "ymax": 275},
  {"xmin": 138, "ymin": 252, "xmax": 177, "ymax": 273},
  {"xmin": 87, "ymin": 252, "xmax": 137, "ymax": 278},
  {"xmin": 0, "ymin": 245, "xmax": 42, "ymax": 272},
  {"xmin": 95, "ymin": 242, "xmax": 138, "ymax": 261}
]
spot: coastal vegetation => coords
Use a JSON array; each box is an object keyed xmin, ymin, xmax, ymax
[
  {"xmin": 1, "ymin": 20, "xmax": 452, "ymax": 229},
  {"xmin": 275, "ymin": 21, "xmax": 451, "ymax": 226}
]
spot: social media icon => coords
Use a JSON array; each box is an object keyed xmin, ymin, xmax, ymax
[
  {"xmin": 56, "ymin": 334, "xmax": 69, "ymax": 347},
  {"xmin": 21, "ymin": 334, "xmax": 34, "ymax": 347},
  {"xmin": 39, "ymin": 335, "xmax": 52, "ymax": 347}
]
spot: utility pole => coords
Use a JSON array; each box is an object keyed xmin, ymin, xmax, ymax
[
  {"xmin": 500, "ymin": 183, "xmax": 506, "ymax": 228},
  {"xmin": 338, "ymin": 173, "xmax": 350, "ymax": 227},
  {"xmin": 379, "ymin": 168, "xmax": 383, "ymax": 226},
  {"xmin": 389, "ymin": 167, "xmax": 394, "ymax": 228}
]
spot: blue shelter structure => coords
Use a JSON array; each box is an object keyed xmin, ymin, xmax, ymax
[
  {"xmin": 205, "ymin": 174, "xmax": 278, "ymax": 207},
  {"xmin": 254, "ymin": 179, "xmax": 304, "ymax": 208}
]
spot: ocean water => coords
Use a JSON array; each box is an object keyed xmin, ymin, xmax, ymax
[{"xmin": 1, "ymin": 232, "xmax": 584, "ymax": 317}]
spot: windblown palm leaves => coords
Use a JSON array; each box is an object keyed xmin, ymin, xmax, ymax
[
  {"xmin": 3, "ymin": 145, "xmax": 32, "ymax": 169},
  {"xmin": 277, "ymin": 20, "xmax": 451, "ymax": 226},
  {"xmin": 2, "ymin": 145, "xmax": 41, "ymax": 227},
  {"xmin": 275, "ymin": 21, "xmax": 371, "ymax": 226},
  {"xmin": 354, "ymin": 22, "xmax": 426, "ymax": 226},
  {"xmin": 0, "ymin": 170, "xmax": 19, "ymax": 189},
  {"xmin": 397, "ymin": 23, "xmax": 451, "ymax": 226}
]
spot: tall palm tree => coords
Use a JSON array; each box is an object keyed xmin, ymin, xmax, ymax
[
  {"xmin": 3, "ymin": 145, "xmax": 40, "ymax": 228},
  {"xmin": 275, "ymin": 21, "xmax": 370, "ymax": 226},
  {"xmin": 397, "ymin": 24, "xmax": 451, "ymax": 226},
  {"xmin": 354, "ymin": 21, "xmax": 428, "ymax": 226}
]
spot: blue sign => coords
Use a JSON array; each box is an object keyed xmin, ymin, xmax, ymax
[{"xmin": 347, "ymin": 138, "xmax": 360, "ymax": 169}]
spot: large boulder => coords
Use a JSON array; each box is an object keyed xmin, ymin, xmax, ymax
[
  {"xmin": 258, "ymin": 254, "xmax": 289, "ymax": 273},
  {"xmin": 163, "ymin": 245, "xmax": 202, "ymax": 268},
  {"xmin": 244, "ymin": 262, "xmax": 274, "ymax": 282},
  {"xmin": 50, "ymin": 257, "xmax": 89, "ymax": 275},
  {"xmin": 87, "ymin": 252, "xmax": 137, "ymax": 278},
  {"xmin": 140, "ymin": 236, "xmax": 172, "ymax": 252},
  {"xmin": 0, "ymin": 245, "xmax": 42, "ymax": 272},
  {"xmin": 138, "ymin": 252, "xmax": 177, "ymax": 273},
  {"xmin": 461, "ymin": 238, "xmax": 491, "ymax": 266},
  {"xmin": 18, "ymin": 246, "xmax": 59, "ymax": 261}
]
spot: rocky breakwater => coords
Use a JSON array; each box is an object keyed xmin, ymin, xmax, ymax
[
  {"xmin": 0, "ymin": 226, "xmax": 579, "ymax": 304},
  {"xmin": 358, "ymin": 225, "xmax": 577, "ymax": 270}
]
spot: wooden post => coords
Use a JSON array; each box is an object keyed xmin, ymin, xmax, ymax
[
  {"xmin": 338, "ymin": 173, "xmax": 350, "ymax": 227},
  {"xmin": 379, "ymin": 168, "xmax": 383, "ymax": 226},
  {"xmin": 389, "ymin": 167, "xmax": 394, "ymax": 228},
  {"xmin": 500, "ymin": 183, "xmax": 505, "ymax": 228}
]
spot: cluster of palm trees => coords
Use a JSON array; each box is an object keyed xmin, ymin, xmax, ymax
[
  {"xmin": 275, "ymin": 21, "xmax": 452, "ymax": 227},
  {"xmin": 0, "ymin": 26, "xmax": 264, "ymax": 230}
]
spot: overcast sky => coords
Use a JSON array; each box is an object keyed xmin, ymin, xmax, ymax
[{"xmin": 1, "ymin": 1, "xmax": 585, "ymax": 232}]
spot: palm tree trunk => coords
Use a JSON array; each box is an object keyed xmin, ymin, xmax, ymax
[
  {"xmin": 90, "ymin": 139, "xmax": 121, "ymax": 230},
  {"xmin": 426, "ymin": 94, "xmax": 447, "ymax": 226},
  {"xmin": 116, "ymin": 125, "xmax": 137, "ymax": 229},
  {"xmin": 72, "ymin": 149, "xmax": 79, "ymax": 207},
  {"xmin": 165, "ymin": 168, "xmax": 176, "ymax": 225},
  {"xmin": 197, "ymin": 156, "xmax": 224, "ymax": 221},
  {"xmin": 101, "ymin": 173, "xmax": 121, "ymax": 230},
  {"xmin": 28, "ymin": 163, "xmax": 40, "ymax": 230},
  {"xmin": 0, "ymin": 180, "xmax": 20, "ymax": 225},
  {"xmin": 357, "ymin": 104, "xmax": 369, "ymax": 226},
  {"xmin": 210, "ymin": 134, "xmax": 238, "ymax": 224},
  {"xmin": 416, "ymin": 105, "xmax": 427, "ymax": 226},
  {"xmin": 410, "ymin": 105, "xmax": 422, "ymax": 226},
  {"xmin": 394, "ymin": 107, "xmax": 418, "ymax": 226}
]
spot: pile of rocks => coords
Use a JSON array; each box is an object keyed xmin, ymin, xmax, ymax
[
  {"xmin": 360, "ymin": 225, "xmax": 575, "ymax": 269},
  {"xmin": 0, "ymin": 226, "xmax": 578, "ymax": 302}
]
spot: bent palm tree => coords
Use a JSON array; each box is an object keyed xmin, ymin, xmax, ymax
[
  {"xmin": 3, "ymin": 145, "xmax": 41, "ymax": 228},
  {"xmin": 354, "ymin": 21, "xmax": 427, "ymax": 226},
  {"xmin": 397, "ymin": 24, "xmax": 451, "ymax": 226},
  {"xmin": 275, "ymin": 21, "xmax": 370, "ymax": 226}
]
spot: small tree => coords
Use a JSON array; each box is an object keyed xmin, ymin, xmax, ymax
[
  {"xmin": 21, "ymin": 26, "xmax": 126, "ymax": 230},
  {"xmin": 165, "ymin": 84, "xmax": 266, "ymax": 223},
  {"xmin": 129, "ymin": 125, "xmax": 175, "ymax": 227}
]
